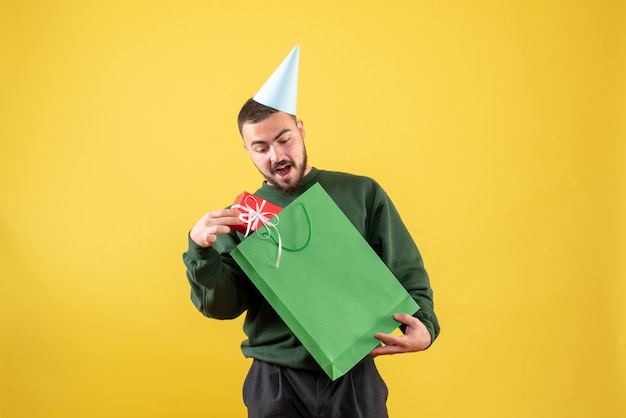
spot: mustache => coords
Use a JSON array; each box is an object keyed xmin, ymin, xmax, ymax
[{"xmin": 271, "ymin": 160, "xmax": 294, "ymax": 171}]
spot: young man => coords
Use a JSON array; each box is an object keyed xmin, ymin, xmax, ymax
[{"xmin": 183, "ymin": 98, "xmax": 439, "ymax": 418}]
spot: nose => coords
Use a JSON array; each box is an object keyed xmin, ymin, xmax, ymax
[{"xmin": 268, "ymin": 145, "xmax": 284, "ymax": 163}]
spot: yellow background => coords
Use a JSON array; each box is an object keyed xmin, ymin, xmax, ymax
[{"xmin": 2, "ymin": 1, "xmax": 624, "ymax": 417}]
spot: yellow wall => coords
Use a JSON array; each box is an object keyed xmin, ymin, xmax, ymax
[{"xmin": 1, "ymin": 1, "xmax": 624, "ymax": 417}]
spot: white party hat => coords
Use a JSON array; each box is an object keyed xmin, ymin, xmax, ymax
[{"xmin": 253, "ymin": 45, "xmax": 300, "ymax": 115}]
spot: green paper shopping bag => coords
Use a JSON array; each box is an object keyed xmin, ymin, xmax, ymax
[{"xmin": 230, "ymin": 183, "xmax": 419, "ymax": 380}]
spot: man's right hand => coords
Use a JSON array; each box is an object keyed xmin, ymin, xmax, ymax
[{"xmin": 189, "ymin": 209, "xmax": 243, "ymax": 248}]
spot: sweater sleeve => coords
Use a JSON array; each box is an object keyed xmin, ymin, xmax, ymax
[
  {"xmin": 182, "ymin": 233, "xmax": 257, "ymax": 320},
  {"xmin": 367, "ymin": 185, "xmax": 441, "ymax": 346}
]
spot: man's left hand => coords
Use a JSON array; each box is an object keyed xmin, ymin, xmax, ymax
[{"xmin": 370, "ymin": 313, "xmax": 432, "ymax": 356}]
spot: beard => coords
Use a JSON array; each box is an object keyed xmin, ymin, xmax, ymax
[{"xmin": 262, "ymin": 148, "xmax": 308, "ymax": 195}]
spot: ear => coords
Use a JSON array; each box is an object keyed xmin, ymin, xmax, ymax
[{"xmin": 297, "ymin": 119, "xmax": 306, "ymax": 140}]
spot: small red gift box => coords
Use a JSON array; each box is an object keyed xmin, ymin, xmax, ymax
[{"xmin": 230, "ymin": 192, "xmax": 282, "ymax": 236}]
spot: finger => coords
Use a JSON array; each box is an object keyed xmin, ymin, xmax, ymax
[
  {"xmin": 191, "ymin": 223, "xmax": 233, "ymax": 247},
  {"xmin": 393, "ymin": 313, "xmax": 417, "ymax": 326},
  {"xmin": 212, "ymin": 208, "xmax": 244, "ymax": 218},
  {"xmin": 206, "ymin": 209, "xmax": 243, "ymax": 226},
  {"xmin": 202, "ymin": 233, "xmax": 216, "ymax": 246},
  {"xmin": 374, "ymin": 332, "xmax": 403, "ymax": 347},
  {"xmin": 217, "ymin": 208, "xmax": 244, "ymax": 218},
  {"xmin": 203, "ymin": 226, "xmax": 233, "ymax": 245},
  {"xmin": 370, "ymin": 344, "xmax": 403, "ymax": 356},
  {"xmin": 212, "ymin": 225, "xmax": 234, "ymax": 235}
]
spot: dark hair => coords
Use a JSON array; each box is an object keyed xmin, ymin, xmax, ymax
[{"xmin": 237, "ymin": 98, "xmax": 296, "ymax": 135}]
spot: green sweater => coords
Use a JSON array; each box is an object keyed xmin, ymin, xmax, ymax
[{"xmin": 183, "ymin": 168, "xmax": 440, "ymax": 370}]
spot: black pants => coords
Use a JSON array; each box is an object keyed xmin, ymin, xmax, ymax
[{"xmin": 243, "ymin": 359, "xmax": 389, "ymax": 418}]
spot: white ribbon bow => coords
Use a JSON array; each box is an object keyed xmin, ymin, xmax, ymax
[{"xmin": 232, "ymin": 195, "xmax": 282, "ymax": 267}]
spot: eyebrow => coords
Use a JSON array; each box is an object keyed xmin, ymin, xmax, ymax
[{"xmin": 251, "ymin": 128, "xmax": 292, "ymax": 147}]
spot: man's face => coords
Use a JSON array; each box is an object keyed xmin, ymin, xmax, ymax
[{"xmin": 242, "ymin": 112, "xmax": 311, "ymax": 194}]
